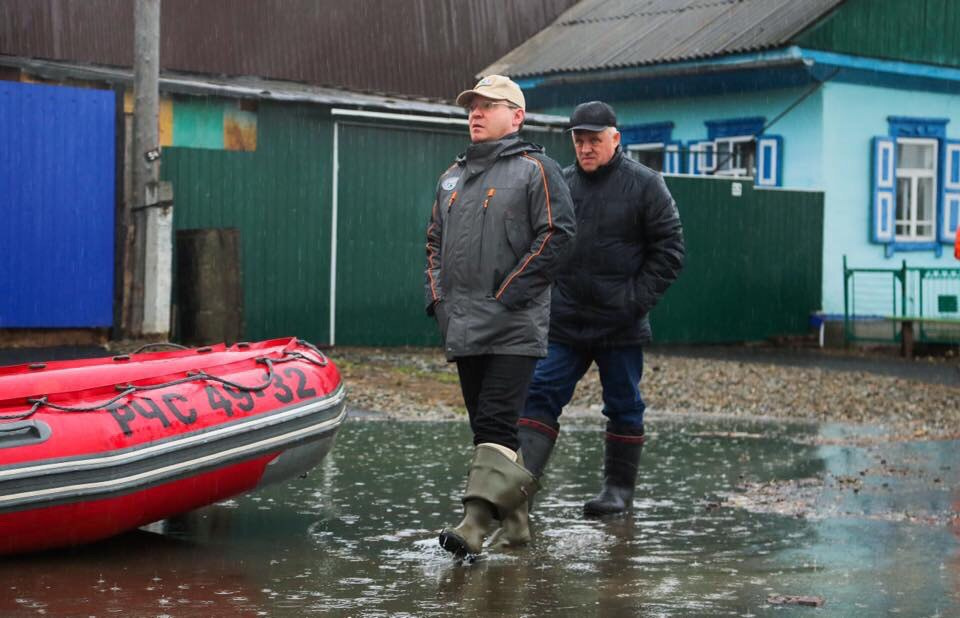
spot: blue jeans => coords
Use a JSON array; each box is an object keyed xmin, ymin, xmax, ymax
[{"xmin": 522, "ymin": 342, "xmax": 646, "ymax": 431}]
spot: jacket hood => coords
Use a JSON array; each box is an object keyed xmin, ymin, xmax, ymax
[
  {"xmin": 457, "ymin": 133, "xmax": 543, "ymax": 166},
  {"xmin": 500, "ymin": 135, "xmax": 544, "ymax": 158}
]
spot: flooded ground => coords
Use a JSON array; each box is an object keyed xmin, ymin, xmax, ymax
[{"xmin": 1, "ymin": 416, "xmax": 958, "ymax": 616}]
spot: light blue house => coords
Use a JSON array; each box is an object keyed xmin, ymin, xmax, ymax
[{"xmin": 485, "ymin": 0, "xmax": 960, "ymax": 323}]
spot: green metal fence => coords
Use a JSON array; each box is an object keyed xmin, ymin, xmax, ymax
[
  {"xmin": 843, "ymin": 256, "xmax": 960, "ymax": 345},
  {"xmin": 334, "ymin": 122, "xmax": 465, "ymax": 346},
  {"xmin": 651, "ymin": 178, "xmax": 823, "ymax": 343},
  {"xmin": 162, "ymin": 102, "xmax": 334, "ymax": 344}
]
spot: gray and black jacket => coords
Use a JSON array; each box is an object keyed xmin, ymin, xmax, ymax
[
  {"xmin": 550, "ymin": 147, "xmax": 684, "ymax": 347},
  {"xmin": 424, "ymin": 133, "xmax": 576, "ymax": 360}
]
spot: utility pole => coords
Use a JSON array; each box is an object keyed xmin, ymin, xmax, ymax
[{"xmin": 130, "ymin": 0, "xmax": 172, "ymax": 337}]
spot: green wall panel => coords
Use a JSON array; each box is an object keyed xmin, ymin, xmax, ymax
[
  {"xmin": 334, "ymin": 122, "xmax": 465, "ymax": 346},
  {"xmin": 172, "ymin": 97, "xmax": 224, "ymax": 149},
  {"xmin": 651, "ymin": 177, "xmax": 824, "ymax": 343},
  {"xmin": 161, "ymin": 102, "xmax": 333, "ymax": 344},
  {"xmin": 532, "ymin": 129, "xmax": 575, "ymax": 168},
  {"xmin": 796, "ymin": 0, "xmax": 960, "ymax": 68}
]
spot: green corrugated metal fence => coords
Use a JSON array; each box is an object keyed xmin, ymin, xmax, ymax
[
  {"xmin": 334, "ymin": 122, "xmax": 464, "ymax": 345},
  {"xmin": 161, "ymin": 102, "xmax": 334, "ymax": 344},
  {"xmin": 533, "ymin": 129, "xmax": 575, "ymax": 168},
  {"xmin": 652, "ymin": 178, "xmax": 823, "ymax": 342}
]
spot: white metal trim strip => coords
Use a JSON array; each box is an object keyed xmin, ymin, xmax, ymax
[
  {"xmin": 330, "ymin": 122, "xmax": 340, "ymax": 346},
  {"xmin": 0, "ymin": 401, "xmax": 347, "ymax": 507}
]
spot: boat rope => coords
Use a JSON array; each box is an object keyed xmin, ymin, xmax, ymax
[
  {"xmin": 0, "ymin": 345, "xmax": 328, "ymax": 423},
  {"xmin": 131, "ymin": 342, "xmax": 189, "ymax": 354},
  {"xmin": 294, "ymin": 339, "xmax": 330, "ymax": 367}
]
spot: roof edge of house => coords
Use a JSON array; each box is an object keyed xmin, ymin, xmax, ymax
[
  {"xmin": 508, "ymin": 47, "xmax": 809, "ymax": 87},
  {"xmin": 0, "ymin": 55, "xmax": 569, "ymax": 128}
]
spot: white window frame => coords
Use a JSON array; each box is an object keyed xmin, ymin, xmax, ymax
[
  {"xmin": 626, "ymin": 142, "xmax": 665, "ymax": 170},
  {"xmin": 698, "ymin": 144, "xmax": 716, "ymax": 174},
  {"xmin": 894, "ymin": 137, "xmax": 938, "ymax": 242},
  {"xmin": 713, "ymin": 135, "xmax": 755, "ymax": 178}
]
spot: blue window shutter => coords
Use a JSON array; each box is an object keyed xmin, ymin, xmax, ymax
[
  {"xmin": 871, "ymin": 136, "xmax": 896, "ymax": 244},
  {"xmin": 755, "ymin": 135, "xmax": 782, "ymax": 187},
  {"xmin": 940, "ymin": 139, "xmax": 960, "ymax": 243}
]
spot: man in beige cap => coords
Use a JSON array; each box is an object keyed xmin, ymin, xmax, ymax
[{"xmin": 424, "ymin": 75, "xmax": 575, "ymax": 558}]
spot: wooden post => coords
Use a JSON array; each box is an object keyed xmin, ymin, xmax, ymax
[{"xmin": 901, "ymin": 319, "xmax": 914, "ymax": 358}]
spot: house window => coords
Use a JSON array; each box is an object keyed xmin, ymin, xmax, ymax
[
  {"xmin": 626, "ymin": 143, "xmax": 664, "ymax": 171},
  {"xmin": 620, "ymin": 122, "xmax": 677, "ymax": 172},
  {"xmin": 699, "ymin": 117, "xmax": 776, "ymax": 182},
  {"xmin": 713, "ymin": 136, "xmax": 756, "ymax": 178},
  {"xmin": 871, "ymin": 117, "xmax": 958, "ymax": 254},
  {"xmin": 894, "ymin": 138, "xmax": 938, "ymax": 241}
]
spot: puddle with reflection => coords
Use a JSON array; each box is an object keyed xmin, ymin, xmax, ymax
[{"xmin": 1, "ymin": 417, "xmax": 957, "ymax": 616}]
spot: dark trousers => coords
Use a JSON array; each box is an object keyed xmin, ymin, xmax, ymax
[
  {"xmin": 523, "ymin": 342, "xmax": 646, "ymax": 431},
  {"xmin": 455, "ymin": 354, "xmax": 539, "ymax": 451}
]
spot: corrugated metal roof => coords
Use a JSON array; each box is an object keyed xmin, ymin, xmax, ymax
[
  {"xmin": 0, "ymin": 0, "xmax": 578, "ymax": 101},
  {"xmin": 483, "ymin": 0, "xmax": 845, "ymax": 78},
  {"xmin": 0, "ymin": 56, "xmax": 568, "ymax": 127}
]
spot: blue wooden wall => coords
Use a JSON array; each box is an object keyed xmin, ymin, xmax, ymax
[{"xmin": 0, "ymin": 81, "xmax": 115, "ymax": 328}]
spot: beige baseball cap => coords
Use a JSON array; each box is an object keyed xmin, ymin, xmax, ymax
[{"xmin": 456, "ymin": 75, "xmax": 526, "ymax": 110}]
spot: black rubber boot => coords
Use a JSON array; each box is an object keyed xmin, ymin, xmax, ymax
[
  {"xmin": 516, "ymin": 418, "xmax": 558, "ymax": 480},
  {"xmin": 583, "ymin": 425, "xmax": 645, "ymax": 517},
  {"xmin": 439, "ymin": 445, "xmax": 538, "ymax": 557}
]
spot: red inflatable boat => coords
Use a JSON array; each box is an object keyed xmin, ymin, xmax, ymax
[{"xmin": 0, "ymin": 338, "xmax": 346, "ymax": 555}]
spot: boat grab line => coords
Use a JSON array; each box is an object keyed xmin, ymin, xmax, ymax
[{"xmin": 1, "ymin": 348, "xmax": 327, "ymax": 422}]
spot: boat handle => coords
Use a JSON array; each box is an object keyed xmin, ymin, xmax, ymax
[{"xmin": 0, "ymin": 420, "xmax": 52, "ymax": 448}]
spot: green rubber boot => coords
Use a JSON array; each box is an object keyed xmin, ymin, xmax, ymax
[
  {"xmin": 438, "ymin": 498, "xmax": 495, "ymax": 557},
  {"xmin": 439, "ymin": 444, "xmax": 538, "ymax": 557},
  {"xmin": 488, "ymin": 451, "xmax": 533, "ymax": 549}
]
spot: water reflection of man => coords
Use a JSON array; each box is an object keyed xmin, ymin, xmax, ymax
[
  {"xmin": 423, "ymin": 75, "xmax": 576, "ymax": 556},
  {"xmin": 518, "ymin": 101, "xmax": 685, "ymax": 516}
]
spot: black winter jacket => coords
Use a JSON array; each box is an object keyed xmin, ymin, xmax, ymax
[
  {"xmin": 549, "ymin": 147, "xmax": 684, "ymax": 347},
  {"xmin": 424, "ymin": 134, "xmax": 576, "ymax": 359}
]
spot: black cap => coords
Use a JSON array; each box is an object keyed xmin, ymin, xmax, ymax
[{"xmin": 567, "ymin": 101, "xmax": 617, "ymax": 132}]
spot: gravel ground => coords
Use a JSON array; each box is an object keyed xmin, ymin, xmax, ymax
[
  {"xmin": 330, "ymin": 345, "xmax": 960, "ymax": 441},
  {"xmin": 4, "ymin": 341, "xmax": 955, "ymax": 441}
]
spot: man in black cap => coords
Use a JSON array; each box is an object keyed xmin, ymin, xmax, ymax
[{"xmin": 517, "ymin": 100, "xmax": 685, "ymax": 516}]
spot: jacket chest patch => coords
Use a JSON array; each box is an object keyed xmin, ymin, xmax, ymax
[{"xmin": 441, "ymin": 176, "xmax": 459, "ymax": 191}]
